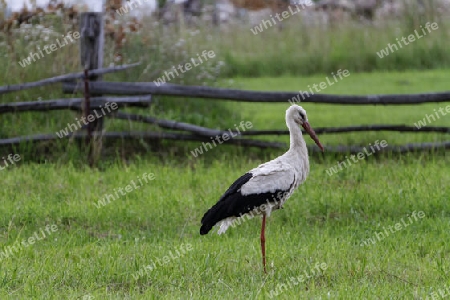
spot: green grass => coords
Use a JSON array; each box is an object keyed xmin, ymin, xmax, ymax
[
  {"xmin": 1, "ymin": 153, "xmax": 449, "ymax": 299},
  {"xmin": 1, "ymin": 6, "xmax": 450, "ymax": 299},
  {"xmin": 1, "ymin": 70, "xmax": 450, "ymax": 299}
]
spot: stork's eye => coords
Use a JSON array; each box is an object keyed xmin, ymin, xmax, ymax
[{"xmin": 298, "ymin": 111, "xmax": 305, "ymax": 121}]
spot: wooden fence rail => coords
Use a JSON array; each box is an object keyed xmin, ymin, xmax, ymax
[
  {"xmin": 239, "ymin": 125, "xmax": 450, "ymax": 135},
  {"xmin": 1, "ymin": 76, "xmax": 450, "ymax": 157},
  {"xmin": 63, "ymin": 81, "xmax": 450, "ymax": 105},
  {"xmin": 0, "ymin": 132, "xmax": 285, "ymax": 149},
  {"xmin": 0, "ymin": 63, "xmax": 140, "ymax": 95},
  {"xmin": 0, "ymin": 96, "xmax": 152, "ymax": 114},
  {"xmin": 111, "ymin": 113, "xmax": 450, "ymax": 136},
  {"xmin": 1, "ymin": 132, "xmax": 448, "ymax": 154}
]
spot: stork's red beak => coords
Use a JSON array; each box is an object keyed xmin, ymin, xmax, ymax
[{"xmin": 302, "ymin": 121, "xmax": 324, "ymax": 152}]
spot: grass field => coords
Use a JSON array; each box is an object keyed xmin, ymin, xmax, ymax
[
  {"xmin": 1, "ymin": 4, "xmax": 449, "ymax": 299},
  {"xmin": 1, "ymin": 70, "xmax": 450, "ymax": 299}
]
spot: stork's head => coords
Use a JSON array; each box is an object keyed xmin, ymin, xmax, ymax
[{"xmin": 287, "ymin": 105, "xmax": 324, "ymax": 151}]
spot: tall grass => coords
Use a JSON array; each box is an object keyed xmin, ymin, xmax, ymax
[{"xmin": 218, "ymin": 19, "xmax": 450, "ymax": 77}]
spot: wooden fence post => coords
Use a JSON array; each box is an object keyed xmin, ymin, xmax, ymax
[{"xmin": 80, "ymin": 11, "xmax": 105, "ymax": 166}]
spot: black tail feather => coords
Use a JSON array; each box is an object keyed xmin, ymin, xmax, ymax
[
  {"xmin": 200, "ymin": 173, "xmax": 254, "ymax": 235},
  {"xmin": 200, "ymin": 201, "xmax": 230, "ymax": 235},
  {"xmin": 200, "ymin": 224, "xmax": 212, "ymax": 235}
]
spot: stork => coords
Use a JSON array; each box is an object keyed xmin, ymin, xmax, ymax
[{"xmin": 200, "ymin": 105, "xmax": 324, "ymax": 273}]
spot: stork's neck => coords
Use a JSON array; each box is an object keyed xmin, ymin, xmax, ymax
[{"xmin": 286, "ymin": 118, "xmax": 308, "ymax": 158}]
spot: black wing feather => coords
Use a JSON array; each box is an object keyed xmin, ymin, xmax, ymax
[
  {"xmin": 200, "ymin": 173, "xmax": 252, "ymax": 224},
  {"xmin": 217, "ymin": 172, "xmax": 253, "ymax": 203},
  {"xmin": 200, "ymin": 172, "xmax": 292, "ymax": 235}
]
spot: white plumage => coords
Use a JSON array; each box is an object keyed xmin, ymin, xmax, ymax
[{"xmin": 200, "ymin": 105, "xmax": 324, "ymax": 273}]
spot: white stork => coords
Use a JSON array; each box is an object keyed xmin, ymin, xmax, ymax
[{"xmin": 200, "ymin": 105, "xmax": 324, "ymax": 273}]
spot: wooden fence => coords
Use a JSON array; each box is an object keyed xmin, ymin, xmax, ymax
[
  {"xmin": 2, "ymin": 69, "xmax": 450, "ymax": 152},
  {"xmin": 1, "ymin": 12, "xmax": 449, "ymax": 166}
]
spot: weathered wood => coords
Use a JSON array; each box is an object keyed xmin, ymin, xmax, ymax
[
  {"xmin": 312, "ymin": 124, "xmax": 450, "ymax": 134},
  {"xmin": 112, "ymin": 113, "xmax": 450, "ymax": 136},
  {"xmin": 112, "ymin": 112, "xmax": 224, "ymax": 137},
  {"xmin": 0, "ymin": 133, "xmax": 448, "ymax": 154},
  {"xmin": 239, "ymin": 125, "xmax": 450, "ymax": 135},
  {"xmin": 80, "ymin": 13, "xmax": 104, "ymax": 71},
  {"xmin": 0, "ymin": 96, "xmax": 152, "ymax": 114},
  {"xmin": 0, "ymin": 132, "xmax": 285, "ymax": 149},
  {"xmin": 319, "ymin": 141, "xmax": 450, "ymax": 154},
  {"xmin": 83, "ymin": 0, "xmax": 106, "ymax": 13},
  {"xmin": 80, "ymin": 12, "xmax": 105, "ymax": 166},
  {"xmin": 62, "ymin": 81, "xmax": 450, "ymax": 105},
  {"xmin": 0, "ymin": 63, "xmax": 139, "ymax": 95}
]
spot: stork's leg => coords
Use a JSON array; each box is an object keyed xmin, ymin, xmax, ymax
[{"xmin": 261, "ymin": 214, "xmax": 267, "ymax": 274}]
